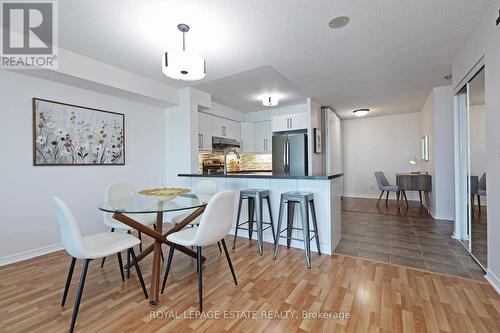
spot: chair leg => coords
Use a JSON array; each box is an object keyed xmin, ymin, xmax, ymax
[
  {"xmin": 477, "ymin": 195, "xmax": 481, "ymax": 215},
  {"xmin": 286, "ymin": 201, "xmax": 295, "ymax": 249},
  {"xmin": 377, "ymin": 191, "xmax": 384, "ymax": 206},
  {"xmin": 221, "ymin": 239, "xmax": 238, "ymax": 285},
  {"xmin": 61, "ymin": 257, "xmax": 76, "ymax": 307},
  {"xmin": 217, "ymin": 241, "xmax": 222, "ymax": 253},
  {"xmin": 127, "ymin": 231, "xmax": 131, "ymax": 278},
  {"xmin": 196, "ymin": 246, "xmax": 203, "ymax": 312},
  {"xmin": 117, "ymin": 252, "xmax": 125, "ymax": 282},
  {"xmin": 130, "ymin": 248, "xmax": 148, "ymax": 299},
  {"xmin": 299, "ymin": 199, "xmax": 312, "ymax": 269},
  {"xmin": 69, "ymin": 259, "xmax": 90, "ymax": 333},
  {"xmin": 419, "ymin": 191, "xmax": 423, "ymax": 206},
  {"xmin": 161, "ymin": 245, "xmax": 176, "ymax": 294},
  {"xmin": 403, "ymin": 191, "xmax": 409, "ymax": 208},
  {"xmin": 138, "ymin": 231, "xmax": 142, "ymax": 252},
  {"xmin": 101, "ymin": 228, "xmax": 115, "ymax": 267},
  {"xmin": 266, "ymin": 196, "xmax": 276, "ymax": 243},
  {"xmin": 248, "ymin": 197, "xmax": 255, "ymax": 240},
  {"xmin": 309, "ymin": 199, "xmax": 321, "ymax": 255},
  {"xmin": 273, "ymin": 195, "xmax": 286, "ymax": 260},
  {"xmin": 385, "ymin": 191, "xmax": 389, "ymax": 206},
  {"xmin": 233, "ymin": 193, "xmax": 243, "ymax": 250}
]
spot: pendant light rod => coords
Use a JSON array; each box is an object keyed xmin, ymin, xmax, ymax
[{"xmin": 177, "ymin": 24, "xmax": 190, "ymax": 52}]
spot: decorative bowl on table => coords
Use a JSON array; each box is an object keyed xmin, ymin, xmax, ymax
[{"xmin": 138, "ymin": 187, "xmax": 191, "ymax": 202}]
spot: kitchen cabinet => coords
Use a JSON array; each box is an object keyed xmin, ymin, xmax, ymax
[
  {"xmin": 198, "ymin": 112, "xmax": 241, "ymax": 151},
  {"xmin": 254, "ymin": 120, "xmax": 272, "ymax": 152},
  {"xmin": 271, "ymin": 112, "xmax": 308, "ymax": 132},
  {"xmin": 240, "ymin": 122, "xmax": 255, "ymax": 152}
]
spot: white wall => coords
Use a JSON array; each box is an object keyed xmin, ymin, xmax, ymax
[
  {"xmin": 342, "ymin": 112, "xmax": 421, "ymax": 199},
  {"xmin": 452, "ymin": 0, "xmax": 500, "ymax": 292},
  {"xmin": 0, "ymin": 71, "xmax": 167, "ymax": 264},
  {"xmin": 307, "ymin": 98, "xmax": 324, "ymax": 175},
  {"xmin": 420, "ymin": 86, "xmax": 455, "ymax": 220}
]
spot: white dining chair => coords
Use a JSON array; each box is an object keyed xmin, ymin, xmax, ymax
[
  {"xmin": 161, "ymin": 190, "xmax": 238, "ymax": 312},
  {"xmin": 53, "ymin": 196, "xmax": 148, "ymax": 333},
  {"xmin": 169, "ymin": 180, "xmax": 223, "ymax": 252},
  {"xmin": 101, "ymin": 183, "xmax": 158, "ymax": 277}
]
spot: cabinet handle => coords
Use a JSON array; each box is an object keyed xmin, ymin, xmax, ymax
[
  {"xmin": 286, "ymin": 118, "xmax": 290, "ymax": 129},
  {"xmin": 222, "ymin": 126, "xmax": 226, "ymax": 137},
  {"xmin": 290, "ymin": 117, "xmax": 293, "ymax": 129},
  {"xmin": 201, "ymin": 134, "xmax": 203, "ymax": 148}
]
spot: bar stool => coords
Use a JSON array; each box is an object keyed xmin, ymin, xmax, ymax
[
  {"xmin": 233, "ymin": 189, "xmax": 276, "ymax": 255},
  {"xmin": 273, "ymin": 191, "xmax": 321, "ymax": 268}
]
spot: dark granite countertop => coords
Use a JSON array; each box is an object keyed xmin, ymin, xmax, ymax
[{"xmin": 178, "ymin": 172, "xmax": 343, "ymax": 180}]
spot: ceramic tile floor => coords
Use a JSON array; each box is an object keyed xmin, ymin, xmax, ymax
[{"xmin": 336, "ymin": 199, "xmax": 486, "ymax": 280}]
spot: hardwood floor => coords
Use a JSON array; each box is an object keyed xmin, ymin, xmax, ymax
[{"xmin": 1, "ymin": 230, "xmax": 500, "ymax": 332}]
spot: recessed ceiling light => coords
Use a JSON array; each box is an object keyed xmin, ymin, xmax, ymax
[
  {"xmin": 329, "ymin": 16, "xmax": 350, "ymax": 29},
  {"xmin": 263, "ymin": 95, "xmax": 278, "ymax": 107},
  {"xmin": 444, "ymin": 75, "xmax": 452, "ymax": 80},
  {"xmin": 353, "ymin": 108, "xmax": 369, "ymax": 117}
]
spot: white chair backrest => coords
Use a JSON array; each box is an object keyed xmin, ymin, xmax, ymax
[
  {"xmin": 192, "ymin": 190, "xmax": 236, "ymax": 246},
  {"xmin": 52, "ymin": 196, "xmax": 86, "ymax": 259},
  {"xmin": 194, "ymin": 180, "xmax": 218, "ymax": 203},
  {"xmin": 103, "ymin": 183, "xmax": 136, "ymax": 228}
]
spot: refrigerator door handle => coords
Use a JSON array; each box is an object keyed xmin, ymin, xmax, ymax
[{"xmin": 285, "ymin": 140, "xmax": 290, "ymax": 174}]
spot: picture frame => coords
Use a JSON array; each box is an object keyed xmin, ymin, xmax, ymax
[
  {"xmin": 32, "ymin": 98, "xmax": 125, "ymax": 166},
  {"xmin": 314, "ymin": 128, "xmax": 322, "ymax": 154}
]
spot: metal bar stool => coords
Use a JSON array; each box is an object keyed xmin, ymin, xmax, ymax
[
  {"xmin": 273, "ymin": 191, "xmax": 321, "ymax": 268},
  {"xmin": 233, "ymin": 189, "xmax": 276, "ymax": 255}
]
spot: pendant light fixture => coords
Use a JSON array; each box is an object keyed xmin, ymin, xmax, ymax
[
  {"xmin": 262, "ymin": 95, "xmax": 279, "ymax": 107},
  {"xmin": 162, "ymin": 24, "xmax": 206, "ymax": 81}
]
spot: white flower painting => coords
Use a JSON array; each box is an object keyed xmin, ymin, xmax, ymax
[{"xmin": 33, "ymin": 98, "xmax": 125, "ymax": 165}]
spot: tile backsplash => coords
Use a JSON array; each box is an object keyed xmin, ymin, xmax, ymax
[{"xmin": 199, "ymin": 153, "xmax": 272, "ymax": 172}]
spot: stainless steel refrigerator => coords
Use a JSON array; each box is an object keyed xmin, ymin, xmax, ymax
[{"xmin": 272, "ymin": 132, "xmax": 308, "ymax": 176}]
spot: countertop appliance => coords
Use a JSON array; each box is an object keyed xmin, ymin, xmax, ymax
[
  {"xmin": 272, "ymin": 131, "xmax": 308, "ymax": 176},
  {"xmin": 202, "ymin": 159, "xmax": 224, "ymax": 175}
]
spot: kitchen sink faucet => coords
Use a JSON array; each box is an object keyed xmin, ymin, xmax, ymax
[{"xmin": 223, "ymin": 149, "xmax": 240, "ymax": 175}]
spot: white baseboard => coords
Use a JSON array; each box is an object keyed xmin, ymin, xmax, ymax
[
  {"xmin": 342, "ymin": 193, "xmax": 420, "ymax": 201},
  {"xmin": 485, "ymin": 269, "xmax": 500, "ymax": 295},
  {"xmin": 0, "ymin": 243, "xmax": 63, "ymax": 267}
]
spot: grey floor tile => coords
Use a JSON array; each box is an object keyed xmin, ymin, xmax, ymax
[
  {"xmin": 390, "ymin": 254, "xmax": 427, "ymax": 270},
  {"xmin": 358, "ymin": 249, "xmax": 390, "ymax": 263}
]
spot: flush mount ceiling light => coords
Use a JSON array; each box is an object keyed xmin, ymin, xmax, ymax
[
  {"xmin": 353, "ymin": 108, "xmax": 369, "ymax": 117},
  {"xmin": 263, "ymin": 95, "xmax": 279, "ymax": 107},
  {"xmin": 328, "ymin": 16, "xmax": 350, "ymax": 29},
  {"xmin": 162, "ymin": 24, "xmax": 206, "ymax": 81}
]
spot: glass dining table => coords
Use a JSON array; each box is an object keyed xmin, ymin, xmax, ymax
[{"xmin": 98, "ymin": 194, "xmax": 207, "ymax": 306}]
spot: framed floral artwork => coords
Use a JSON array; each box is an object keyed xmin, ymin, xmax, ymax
[{"xmin": 32, "ymin": 98, "xmax": 125, "ymax": 166}]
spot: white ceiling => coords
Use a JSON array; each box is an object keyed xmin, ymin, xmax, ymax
[{"xmin": 59, "ymin": 0, "xmax": 491, "ymax": 118}]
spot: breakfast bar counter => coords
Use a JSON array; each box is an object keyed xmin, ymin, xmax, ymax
[{"xmin": 177, "ymin": 173, "xmax": 343, "ymax": 254}]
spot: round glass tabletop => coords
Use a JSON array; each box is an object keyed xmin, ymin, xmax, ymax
[{"xmin": 98, "ymin": 194, "xmax": 207, "ymax": 214}]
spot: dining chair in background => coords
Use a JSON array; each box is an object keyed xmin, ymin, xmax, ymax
[
  {"xmin": 471, "ymin": 172, "xmax": 487, "ymax": 217},
  {"xmin": 53, "ymin": 196, "xmax": 148, "ymax": 333},
  {"xmin": 374, "ymin": 171, "xmax": 400, "ymax": 206},
  {"xmin": 101, "ymin": 183, "xmax": 158, "ymax": 277},
  {"xmin": 161, "ymin": 190, "xmax": 238, "ymax": 312}
]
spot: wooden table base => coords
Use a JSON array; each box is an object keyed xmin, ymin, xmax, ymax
[{"xmin": 112, "ymin": 205, "xmax": 206, "ymax": 306}]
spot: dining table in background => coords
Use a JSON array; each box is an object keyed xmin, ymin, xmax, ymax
[{"xmin": 99, "ymin": 194, "xmax": 207, "ymax": 306}]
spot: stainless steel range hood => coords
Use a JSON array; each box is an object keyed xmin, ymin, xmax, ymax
[{"xmin": 212, "ymin": 136, "xmax": 240, "ymax": 150}]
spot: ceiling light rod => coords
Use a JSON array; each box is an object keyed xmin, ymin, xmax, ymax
[{"xmin": 177, "ymin": 23, "xmax": 189, "ymax": 51}]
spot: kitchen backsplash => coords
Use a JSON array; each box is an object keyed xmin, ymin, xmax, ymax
[{"xmin": 199, "ymin": 153, "xmax": 272, "ymax": 172}]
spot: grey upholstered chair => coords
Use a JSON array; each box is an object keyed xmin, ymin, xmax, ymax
[
  {"xmin": 471, "ymin": 173, "xmax": 486, "ymax": 217},
  {"xmin": 374, "ymin": 171, "xmax": 400, "ymax": 206}
]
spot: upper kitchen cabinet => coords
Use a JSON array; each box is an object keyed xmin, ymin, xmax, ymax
[
  {"xmin": 271, "ymin": 112, "xmax": 308, "ymax": 132},
  {"xmin": 254, "ymin": 120, "xmax": 272, "ymax": 152},
  {"xmin": 241, "ymin": 122, "xmax": 255, "ymax": 152},
  {"xmin": 198, "ymin": 112, "xmax": 241, "ymax": 151}
]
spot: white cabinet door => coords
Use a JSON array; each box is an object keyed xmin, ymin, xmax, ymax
[
  {"xmin": 241, "ymin": 122, "xmax": 255, "ymax": 152},
  {"xmin": 225, "ymin": 119, "xmax": 241, "ymax": 141},
  {"xmin": 271, "ymin": 114, "xmax": 289, "ymax": 132},
  {"xmin": 271, "ymin": 113, "xmax": 308, "ymax": 132},
  {"xmin": 289, "ymin": 112, "xmax": 308, "ymax": 130},
  {"xmin": 254, "ymin": 120, "xmax": 272, "ymax": 152},
  {"xmin": 198, "ymin": 112, "xmax": 213, "ymax": 151}
]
